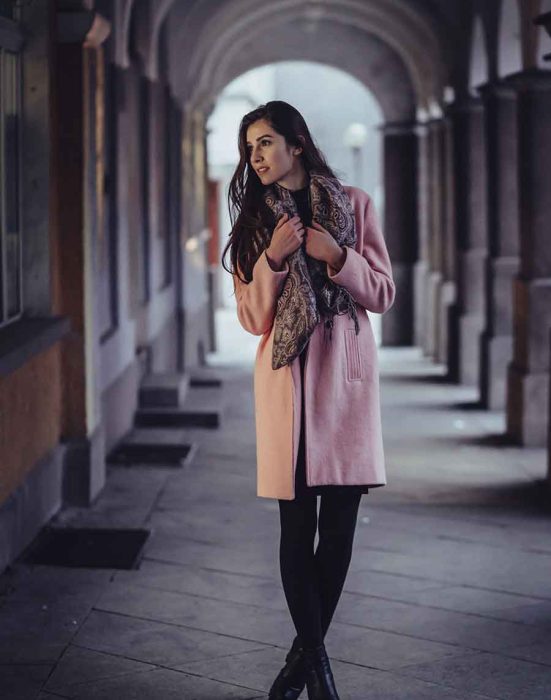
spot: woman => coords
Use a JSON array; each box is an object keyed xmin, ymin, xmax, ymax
[{"xmin": 222, "ymin": 101, "xmax": 395, "ymax": 700}]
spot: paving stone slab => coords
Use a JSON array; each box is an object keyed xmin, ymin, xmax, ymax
[
  {"xmin": 71, "ymin": 608, "xmax": 270, "ymax": 669},
  {"xmin": 0, "ymin": 662, "xmax": 54, "ymax": 699},
  {"xmin": 0, "ymin": 597, "xmax": 89, "ymax": 663},
  {"xmin": 142, "ymin": 532, "xmax": 280, "ymax": 578},
  {"xmin": 0, "ymin": 564, "xmax": 111, "ymax": 602},
  {"xmin": 41, "ymin": 666, "xmax": 264, "ymax": 699},
  {"xmin": 395, "ymin": 648, "xmax": 551, "ymax": 699},
  {"xmin": 93, "ymin": 581, "xmax": 300, "ymax": 647},
  {"xmin": 346, "ymin": 546, "xmax": 551, "ymax": 598},
  {"xmin": 344, "ymin": 578, "xmax": 545, "ymax": 618},
  {"xmin": 333, "ymin": 590, "xmax": 549, "ymax": 652},
  {"xmin": 113, "ymin": 559, "xmax": 288, "ymax": 611},
  {"xmin": 359, "ymin": 501, "xmax": 551, "ymax": 549},
  {"xmin": 480, "ymin": 599, "xmax": 551, "ymax": 627},
  {"xmin": 44, "ymin": 644, "xmax": 154, "ymax": 693},
  {"xmin": 491, "ymin": 639, "xmax": 551, "ymax": 667},
  {"xmin": 323, "ymin": 623, "xmax": 465, "ymax": 671},
  {"xmin": 344, "ymin": 567, "xmax": 450, "ymax": 600},
  {"xmin": 177, "ymin": 647, "xmax": 498, "ymax": 700}
]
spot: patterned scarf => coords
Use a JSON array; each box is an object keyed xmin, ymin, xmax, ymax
[{"xmin": 263, "ymin": 172, "xmax": 360, "ymax": 370}]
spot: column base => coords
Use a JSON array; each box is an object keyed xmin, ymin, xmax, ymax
[
  {"xmin": 480, "ymin": 332, "xmax": 513, "ymax": 409},
  {"xmin": 61, "ymin": 425, "xmax": 106, "ymax": 506},
  {"xmin": 383, "ymin": 261, "xmax": 414, "ymax": 346},
  {"xmin": 413, "ymin": 260, "xmax": 429, "ymax": 350},
  {"xmin": 459, "ymin": 313, "xmax": 484, "ymax": 387},
  {"xmin": 437, "ymin": 280, "xmax": 456, "ymax": 365},
  {"xmin": 446, "ymin": 301, "xmax": 460, "ymax": 383},
  {"xmin": 507, "ymin": 361, "xmax": 549, "ymax": 446},
  {"xmin": 480, "ymin": 255, "xmax": 518, "ymax": 409},
  {"xmin": 506, "ymin": 277, "xmax": 551, "ymax": 446},
  {"xmin": 425, "ymin": 271, "xmax": 442, "ymax": 359},
  {"xmin": 457, "ymin": 247, "xmax": 487, "ymax": 387}
]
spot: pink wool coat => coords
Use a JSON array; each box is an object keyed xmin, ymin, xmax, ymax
[{"xmin": 233, "ymin": 186, "xmax": 395, "ymax": 500}]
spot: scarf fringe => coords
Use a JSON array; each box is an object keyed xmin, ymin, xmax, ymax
[{"xmin": 323, "ymin": 303, "xmax": 360, "ymax": 345}]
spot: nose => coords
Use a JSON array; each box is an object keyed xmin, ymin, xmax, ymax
[{"xmin": 250, "ymin": 145, "xmax": 262, "ymax": 162}]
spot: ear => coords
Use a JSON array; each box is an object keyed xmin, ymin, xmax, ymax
[{"xmin": 293, "ymin": 135, "xmax": 305, "ymax": 156}]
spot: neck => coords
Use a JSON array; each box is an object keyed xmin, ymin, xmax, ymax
[{"xmin": 276, "ymin": 165, "xmax": 309, "ymax": 192}]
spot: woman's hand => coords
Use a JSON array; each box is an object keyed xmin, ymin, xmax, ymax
[
  {"xmin": 266, "ymin": 213, "xmax": 304, "ymax": 269},
  {"xmin": 305, "ymin": 221, "xmax": 346, "ymax": 270}
]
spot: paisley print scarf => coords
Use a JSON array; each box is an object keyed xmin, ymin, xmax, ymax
[{"xmin": 263, "ymin": 172, "xmax": 360, "ymax": 370}]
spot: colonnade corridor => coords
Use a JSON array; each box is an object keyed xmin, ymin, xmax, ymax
[
  {"xmin": 0, "ymin": 347, "xmax": 549, "ymax": 699},
  {"xmin": 2, "ymin": 1, "xmax": 551, "ymax": 698}
]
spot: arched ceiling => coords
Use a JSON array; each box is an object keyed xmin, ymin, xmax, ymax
[
  {"xmin": 204, "ymin": 22, "xmax": 417, "ymax": 122},
  {"xmin": 163, "ymin": 0, "xmax": 449, "ymax": 116}
]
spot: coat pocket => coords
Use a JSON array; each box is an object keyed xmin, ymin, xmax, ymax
[{"xmin": 344, "ymin": 328, "xmax": 363, "ymax": 381}]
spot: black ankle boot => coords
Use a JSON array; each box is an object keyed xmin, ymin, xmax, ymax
[
  {"xmin": 302, "ymin": 643, "xmax": 340, "ymax": 700},
  {"xmin": 268, "ymin": 636, "xmax": 307, "ymax": 700}
]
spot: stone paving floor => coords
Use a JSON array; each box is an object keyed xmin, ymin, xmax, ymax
[{"xmin": 1, "ymin": 338, "xmax": 551, "ymax": 699}]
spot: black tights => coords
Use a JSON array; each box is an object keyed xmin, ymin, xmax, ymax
[{"xmin": 277, "ymin": 489, "xmax": 361, "ymax": 649}]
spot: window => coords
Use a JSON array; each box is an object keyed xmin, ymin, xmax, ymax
[{"xmin": 0, "ymin": 47, "xmax": 22, "ymax": 327}]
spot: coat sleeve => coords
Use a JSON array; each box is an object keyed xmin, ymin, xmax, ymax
[
  {"xmin": 232, "ymin": 249, "xmax": 290, "ymax": 336},
  {"xmin": 326, "ymin": 192, "xmax": 395, "ymax": 314}
]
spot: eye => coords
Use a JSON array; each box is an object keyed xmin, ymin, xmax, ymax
[{"xmin": 261, "ymin": 139, "xmax": 271, "ymax": 146}]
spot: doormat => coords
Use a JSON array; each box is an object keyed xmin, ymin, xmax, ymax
[
  {"xmin": 189, "ymin": 376, "xmax": 222, "ymax": 388},
  {"xmin": 22, "ymin": 526, "xmax": 151, "ymax": 569},
  {"xmin": 107, "ymin": 441, "xmax": 194, "ymax": 466},
  {"xmin": 134, "ymin": 408, "xmax": 219, "ymax": 429}
]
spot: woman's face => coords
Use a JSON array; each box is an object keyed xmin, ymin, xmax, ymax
[{"xmin": 245, "ymin": 118, "xmax": 302, "ymax": 186}]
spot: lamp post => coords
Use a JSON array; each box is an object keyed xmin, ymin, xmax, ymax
[{"xmin": 343, "ymin": 122, "xmax": 367, "ymax": 187}]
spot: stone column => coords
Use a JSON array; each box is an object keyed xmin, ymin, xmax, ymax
[
  {"xmin": 413, "ymin": 121, "xmax": 430, "ymax": 350},
  {"xmin": 381, "ymin": 121, "xmax": 418, "ymax": 346},
  {"xmin": 447, "ymin": 96, "xmax": 488, "ymax": 387},
  {"xmin": 478, "ymin": 80, "xmax": 520, "ymax": 410},
  {"xmin": 439, "ymin": 114, "xmax": 458, "ymax": 369},
  {"xmin": 535, "ymin": 8, "xmax": 551, "ymax": 484},
  {"xmin": 425, "ymin": 118, "xmax": 445, "ymax": 360},
  {"xmin": 52, "ymin": 9, "xmax": 110, "ymax": 505},
  {"xmin": 506, "ymin": 69, "xmax": 551, "ymax": 446},
  {"xmin": 180, "ymin": 103, "xmax": 211, "ymax": 367}
]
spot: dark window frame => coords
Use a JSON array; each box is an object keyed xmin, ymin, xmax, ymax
[{"xmin": 0, "ymin": 15, "xmax": 23, "ymax": 330}]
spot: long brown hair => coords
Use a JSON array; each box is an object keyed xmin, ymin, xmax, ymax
[{"xmin": 221, "ymin": 100, "xmax": 339, "ymax": 285}]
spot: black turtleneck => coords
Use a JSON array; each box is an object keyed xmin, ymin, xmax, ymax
[{"xmin": 288, "ymin": 185, "xmax": 312, "ymax": 227}]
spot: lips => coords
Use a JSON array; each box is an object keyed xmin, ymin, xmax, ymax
[{"xmin": 257, "ymin": 167, "xmax": 269, "ymax": 174}]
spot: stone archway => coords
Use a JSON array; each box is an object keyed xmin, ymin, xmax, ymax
[
  {"xmin": 208, "ymin": 60, "xmax": 388, "ymax": 353},
  {"xmin": 167, "ymin": 0, "xmax": 447, "ymax": 114},
  {"xmin": 161, "ymin": 0, "xmax": 451, "ymax": 348}
]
